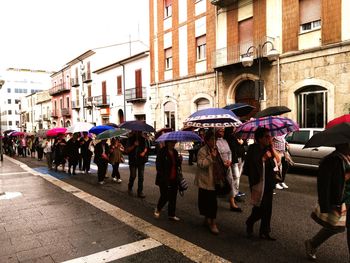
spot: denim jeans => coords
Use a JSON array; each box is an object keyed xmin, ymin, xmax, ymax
[{"xmin": 128, "ymin": 164, "xmax": 145, "ymax": 194}]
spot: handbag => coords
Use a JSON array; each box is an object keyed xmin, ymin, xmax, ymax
[
  {"xmin": 311, "ymin": 203, "xmax": 347, "ymax": 230},
  {"xmin": 213, "ymin": 155, "xmax": 231, "ymax": 196},
  {"xmin": 177, "ymin": 167, "xmax": 188, "ymax": 196}
]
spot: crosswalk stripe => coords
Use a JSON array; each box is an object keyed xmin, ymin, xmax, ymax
[
  {"xmin": 5, "ymin": 155, "xmax": 230, "ymax": 263},
  {"xmin": 61, "ymin": 238, "xmax": 162, "ymax": 263}
]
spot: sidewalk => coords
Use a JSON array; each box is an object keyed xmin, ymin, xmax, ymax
[{"xmin": 0, "ymin": 156, "xmax": 228, "ymax": 263}]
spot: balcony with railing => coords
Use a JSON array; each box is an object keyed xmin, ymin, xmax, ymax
[
  {"xmin": 212, "ymin": 37, "xmax": 277, "ymax": 70},
  {"xmin": 82, "ymin": 71, "xmax": 92, "ymax": 83},
  {"xmin": 49, "ymin": 82, "xmax": 71, "ymax": 95},
  {"xmin": 72, "ymin": 100, "xmax": 80, "ymax": 109},
  {"xmin": 210, "ymin": 0, "xmax": 237, "ymax": 7},
  {"xmin": 84, "ymin": 97, "xmax": 94, "ymax": 108},
  {"xmin": 71, "ymin": 78, "xmax": 80, "ymax": 87},
  {"xmin": 125, "ymin": 87, "xmax": 147, "ymax": 103},
  {"xmin": 94, "ymin": 95, "xmax": 110, "ymax": 107},
  {"xmin": 51, "ymin": 110, "xmax": 58, "ymax": 118},
  {"xmin": 43, "ymin": 113, "xmax": 51, "ymax": 120},
  {"xmin": 61, "ymin": 108, "xmax": 70, "ymax": 116}
]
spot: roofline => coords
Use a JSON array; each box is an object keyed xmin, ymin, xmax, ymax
[
  {"xmin": 93, "ymin": 51, "xmax": 149, "ymax": 74},
  {"xmin": 66, "ymin": 50, "xmax": 96, "ymax": 66}
]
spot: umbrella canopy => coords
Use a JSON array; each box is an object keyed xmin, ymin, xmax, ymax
[
  {"xmin": 304, "ymin": 123, "xmax": 350, "ymax": 148},
  {"xmin": 66, "ymin": 122, "xmax": 94, "ymax": 133},
  {"xmin": 10, "ymin": 131, "xmax": 26, "ymax": 137},
  {"xmin": 105, "ymin": 122, "xmax": 119, "ymax": 128},
  {"xmin": 326, "ymin": 114, "xmax": 350, "ymax": 129},
  {"xmin": 89, "ymin": 125, "xmax": 115, "ymax": 135},
  {"xmin": 155, "ymin": 127, "xmax": 173, "ymax": 139},
  {"xmin": 156, "ymin": 131, "xmax": 203, "ymax": 142},
  {"xmin": 3, "ymin": 129, "xmax": 15, "ymax": 135},
  {"xmin": 184, "ymin": 108, "xmax": 242, "ymax": 128},
  {"xmin": 119, "ymin": 120, "xmax": 155, "ymax": 132},
  {"xmin": 223, "ymin": 103, "xmax": 255, "ymax": 117},
  {"xmin": 46, "ymin": 127, "xmax": 67, "ymax": 137},
  {"xmin": 96, "ymin": 128, "xmax": 129, "ymax": 140},
  {"xmin": 255, "ymin": 106, "xmax": 291, "ymax": 118},
  {"xmin": 235, "ymin": 116, "xmax": 299, "ymax": 140}
]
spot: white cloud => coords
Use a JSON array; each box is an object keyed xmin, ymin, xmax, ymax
[{"xmin": 0, "ymin": 0, "xmax": 149, "ymax": 71}]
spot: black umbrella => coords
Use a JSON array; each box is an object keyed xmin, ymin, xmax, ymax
[
  {"xmin": 119, "ymin": 120, "xmax": 155, "ymax": 132},
  {"xmin": 255, "ymin": 106, "xmax": 291, "ymax": 118},
  {"xmin": 106, "ymin": 122, "xmax": 118, "ymax": 128},
  {"xmin": 223, "ymin": 103, "xmax": 255, "ymax": 117},
  {"xmin": 304, "ymin": 123, "xmax": 350, "ymax": 148}
]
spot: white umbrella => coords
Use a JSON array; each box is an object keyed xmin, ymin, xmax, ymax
[{"xmin": 66, "ymin": 122, "xmax": 94, "ymax": 133}]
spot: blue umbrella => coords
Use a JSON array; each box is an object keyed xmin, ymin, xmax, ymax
[
  {"xmin": 155, "ymin": 131, "xmax": 202, "ymax": 142},
  {"xmin": 119, "ymin": 120, "xmax": 155, "ymax": 132},
  {"xmin": 223, "ymin": 103, "xmax": 255, "ymax": 117},
  {"xmin": 89, "ymin": 125, "xmax": 115, "ymax": 135},
  {"xmin": 184, "ymin": 108, "xmax": 242, "ymax": 128}
]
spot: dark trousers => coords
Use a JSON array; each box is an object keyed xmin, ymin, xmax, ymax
[
  {"xmin": 157, "ymin": 182, "xmax": 178, "ymax": 217},
  {"xmin": 97, "ymin": 161, "xmax": 108, "ymax": 182},
  {"xmin": 198, "ymin": 188, "xmax": 217, "ymax": 219},
  {"xmin": 82, "ymin": 153, "xmax": 92, "ymax": 172},
  {"xmin": 78, "ymin": 154, "xmax": 82, "ymax": 170},
  {"xmin": 68, "ymin": 160, "xmax": 77, "ymax": 174},
  {"xmin": 111, "ymin": 163, "xmax": 120, "ymax": 179},
  {"xmin": 281, "ymin": 156, "xmax": 289, "ymax": 182},
  {"xmin": 188, "ymin": 150, "xmax": 196, "ymax": 165},
  {"xmin": 128, "ymin": 164, "xmax": 145, "ymax": 194},
  {"xmin": 37, "ymin": 148, "xmax": 44, "ymax": 160},
  {"xmin": 246, "ymin": 190, "xmax": 273, "ymax": 235}
]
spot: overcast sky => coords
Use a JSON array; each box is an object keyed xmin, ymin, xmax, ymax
[{"xmin": 0, "ymin": 0, "xmax": 149, "ymax": 72}]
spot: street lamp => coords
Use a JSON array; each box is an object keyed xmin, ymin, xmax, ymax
[
  {"xmin": 241, "ymin": 41, "xmax": 279, "ymax": 101},
  {"xmin": 0, "ymin": 79, "xmax": 5, "ymax": 162}
]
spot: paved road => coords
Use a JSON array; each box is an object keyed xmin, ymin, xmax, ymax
[{"xmin": 1, "ymin": 155, "xmax": 348, "ymax": 263}]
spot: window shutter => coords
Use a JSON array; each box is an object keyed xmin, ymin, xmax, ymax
[
  {"xmin": 117, "ymin": 76, "xmax": 122, "ymax": 95},
  {"xmin": 300, "ymin": 0, "xmax": 321, "ymax": 24},
  {"xmin": 135, "ymin": 69, "xmax": 142, "ymax": 98},
  {"xmin": 165, "ymin": 48, "xmax": 172, "ymax": 58},
  {"xmin": 88, "ymin": 85, "xmax": 91, "ymax": 98},
  {"xmin": 102, "ymin": 81, "xmax": 107, "ymax": 104},
  {"xmin": 239, "ymin": 18, "xmax": 253, "ymax": 54},
  {"xmin": 196, "ymin": 35, "xmax": 206, "ymax": 46},
  {"xmin": 165, "ymin": 0, "xmax": 172, "ymax": 7}
]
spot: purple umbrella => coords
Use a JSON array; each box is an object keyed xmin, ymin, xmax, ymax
[
  {"xmin": 235, "ymin": 116, "xmax": 299, "ymax": 140},
  {"xmin": 184, "ymin": 108, "xmax": 242, "ymax": 128},
  {"xmin": 155, "ymin": 131, "xmax": 202, "ymax": 142}
]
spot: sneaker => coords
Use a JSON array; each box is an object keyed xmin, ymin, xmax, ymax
[
  {"xmin": 305, "ymin": 239, "xmax": 317, "ymax": 260},
  {"xmin": 168, "ymin": 216, "xmax": 180, "ymax": 221},
  {"xmin": 275, "ymin": 183, "xmax": 283, "ymax": 190},
  {"xmin": 154, "ymin": 209, "xmax": 160, "ymax": 219},
  {"xmin": 137, "ymin": 192, "xmax": 146, "ymax": 198},
  {"xmin": 112, "ymin": 178, "xmax": 117, "ymax": 182},
  {"xmin": 99, "ymin": 181, "xmax": 105, "ymax": 185},
  {"xmin": 281, "ymin": 182, "xmax": 289, "ymax": 189},
  {"xmin": 117, "ymin": 179, "xmax": 122, "ymax": 183}
]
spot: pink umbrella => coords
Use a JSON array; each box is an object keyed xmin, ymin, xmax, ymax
[
  {"xmin": 46, "ymin": 127, "xmax": 67, "ymax": 137},
  {"xmin": 10, "ymin": 131, "xmax": 26, "ymax": 137}
]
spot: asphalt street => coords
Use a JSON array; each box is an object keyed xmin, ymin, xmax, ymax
[{"xmin": 1, "ymin": 154, "xmax": 348, "ymax": 263}]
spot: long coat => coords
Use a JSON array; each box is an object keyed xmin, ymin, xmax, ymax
[
  {"xmin": 194, "ymin": 145, "xmax": 215, "ymax": 191},
  {"xmin": 155, "ymin": 146, "xmax": 181, "ymax": 186},
  {"xmin": 65, "ymin": 138, "xmax": 80, "ymax": 165}
]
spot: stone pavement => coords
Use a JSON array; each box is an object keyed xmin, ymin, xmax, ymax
[{"xmin": 0, "ymin": 155, "xmax": 228, "ymax": 263}]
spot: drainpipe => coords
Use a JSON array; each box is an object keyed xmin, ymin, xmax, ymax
[
  {"xmin": 122, "ymin": 63, "xmax": 126, "ymax": 121},
  {"xmin": 277, "ymin": 57, "xmax": 281, "ymax": 106}
]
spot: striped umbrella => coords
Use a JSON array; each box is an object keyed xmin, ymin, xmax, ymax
[{"xmin": 235, "ymin": 116, "xmax": 299, "ymax": 140}]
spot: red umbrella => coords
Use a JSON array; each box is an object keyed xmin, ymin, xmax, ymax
[
  {"xmin": 46, "ymin": 127, "xmax": 67, "ymax": 137},
  {"xmin": 326, "ymin": 114, "xmax": 350, "ymax": 129}
]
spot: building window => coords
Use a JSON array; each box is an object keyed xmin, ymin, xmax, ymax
[
  {"xmin": 196, "ymin": 35, "xmax": 206, "ymax": 61},
  {"xmin": 239, "ymin": 18, "xmax": 253, "ymax": 57},
  {"xmin": 15, "ymin": 99, "xmax": 20, "ymax": 104},
  {"xmin": 299, "ymin": 0, "xmax": 321, "ymax": 33},
  {"xmin": 7, "ymin": 88, "xmax": 11, "ymax": 93},
  {"xmin": 296, "ymin": 85, "xmax": 327, "ymax": 128},
  {"xmin": 9, "ymin": 121, "xmax": 12, "ymax": 126},
  {"xmin": 7, "ymin": 99, "xmax": 11, "ymax": 104},
  {"xmin": 165, "ymin": 48, "xmax": 173, "ymax": 70},
  {"xmin": 164, "ymin": 0, "xmax": 172, "ymax": 18},
  {"xmin": 164, "ymin": 101, "xmax": 175, "ymax": 130},
  {"xmin": 117, "ymin": 75, "xmax": 122, "ymax": 95},
  {"xmin": 16, "ymin": 121, "xmax": 19, "ymax": 126},
  {"xmin": 195, "ymin": 98, "xmax": 210, "ymax": 111},
  {"xmin": 8, "ymin": 110, "xmax": 12, "ymax": 115},
  {"xmin": 66, "ymin": 97, "xmax": 70, "ymax": 109}
]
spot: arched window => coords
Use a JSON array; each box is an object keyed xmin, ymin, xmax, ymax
[
  {"xmin": 296, "ymin": 85, "xmax": 327, "ymax": 128},
  {"xmin": 118, "ymin": 109, "xmax": 124, "ymax": 124},
  {"xmin": 60, "ymin": 120, "xmax": 64, "ymax": 127},
  {"xmin": 164, "ymin": 101, "xmax": 175, "ymax": 130},
  {"xmin": 195, "ymin": 98, "xmax": 210, "ymax": 111},
  {"xmin": 66, "ymin": 120, "xmax": 71, "ymax": 127}
]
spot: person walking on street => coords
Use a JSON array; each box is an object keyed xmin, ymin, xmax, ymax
[
  {"xmin": 80, "ymin": 132, "xmax": 93, "ymax": 174},
  {"xmin": 35, "ymin": 137, "xmax": 44, "ymax": 161},
  {"xmin": 216, "ymin": 128, "xmax": 242, "ymax": 212},
  {"xmin": 109, "ymin": 137, "xmax": 124, "ymax": 183},
  {"xmin": 43, "ymin": 138, "xmax": 53, "ymax": 170},
  {"xmin": 53, "ymin": 134, "xmax": 66, "ymax": 172},
  {"xmin": 305, "ymin": 143, "xmax": 350, "ymax": 261},
  {"xmin": 65, "ymin": 133, "xmax": 80, "ymax": 175},
  {"xmin": 125, "ymin": 131, "xmax": 149, "ymax": 198},
  {"xmin": 195, "ymin": 130, "xmax": 220, "ymax": 234},
  {"xmin": 243, "ymin": 127, "xmax": 280, "ymax": 241},
  {"xmin": 154, "ymin": 140, "xmax": 182, "ymax": 221},
  {"xmin": 94, "ymin": 139, "xmax": 110, "ymax": 185},
  {"xmin": 272, "ymin": 135, "xmax": 290, "ymax": 190}
]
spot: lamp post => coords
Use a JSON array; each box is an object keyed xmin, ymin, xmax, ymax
[
  {"xmin": 241, "ymin": 41, "xmax": 279, "ymax": 101},
  {"xmin": 0, "ymin": 79, "xmax": 5, "ymax": 162}
]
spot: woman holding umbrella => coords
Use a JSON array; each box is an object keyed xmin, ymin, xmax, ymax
[
  {"xmin": 109, "ymin": 137, "xmax": 124, "ymax": 183},
  {"xmin": 154, "ymin": 139, "xmax": 182, "ymax": 221}
]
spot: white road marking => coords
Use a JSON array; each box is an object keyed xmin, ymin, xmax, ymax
[
  {"xmin": 62, "ymin": 238, "xmax": 162, "ymax": 263},
  {"xmin": 0, "ymin": 171, "xmax": 30, "ymax": 176},
  {"xmin": 5, "ymin": 155, "xmax": 230, "ymax": 263},
  {"xmin": 0, "ymin": 191, "xmax": 23, "ymax": 200}
]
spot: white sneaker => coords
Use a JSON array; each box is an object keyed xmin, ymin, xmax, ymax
[
  {"xmin": 275, "ymin": 183, "xmax": 283, "ymax": 190},
  {"xmin": 117, "ymin": 179, "xmax": 122, "ymax": 183},
  {"xmin": 281, "ymin": 182, "xmax": 289, "ymax": 189},
  {"xmin": 305, "ymin": 239, "xmax": 317, "ymax": 260},
  {"xmin": 112, "ymin": 178, "xmax": 117, "ymax": 182},
  {"xmin": 154, "ymin": 209, "xmax": 160, "ymax": 219},
  {"xmin": 168, "ymin": 216, "xmax": 180, "ymax": 221},
  {"xmin": 99, "ymin": 181, "xmax": 105, "ymax": 185}
]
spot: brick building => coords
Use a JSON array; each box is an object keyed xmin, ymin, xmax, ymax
[{"xmin": 150, "ymin": 0, "xmax": 350, "ymax": 129}]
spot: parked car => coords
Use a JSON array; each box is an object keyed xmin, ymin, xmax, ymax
[{"xmin": 285, "ymin": 128, "xmax": 335, "ymax": 169}]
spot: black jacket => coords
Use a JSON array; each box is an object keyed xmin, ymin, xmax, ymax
[
  {"xmin": 94, "ymin": 142, "xmax": 110, "ymax": 164},
  {"xmin": 155, "ymin": 146, "xmax": 181, "ymax": 186}
]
